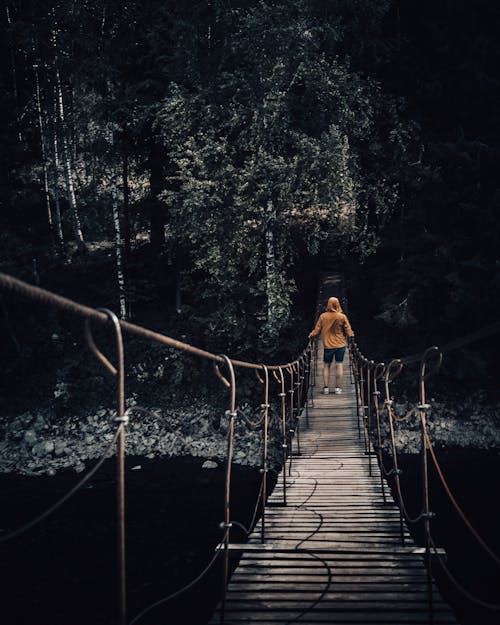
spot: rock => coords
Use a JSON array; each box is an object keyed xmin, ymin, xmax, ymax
[
  {"xmin": 43, "ymin": 441, "xmax": 55, "ymax": 454},
  {"xmin": 32, "ymin": 442, "xmax": 51, "ymax": 456},
  {"xmin": 33, "ymin": 416, "xmax": 47, "ymax": 432},
  {"xmin": 24, "ymin": 430, "xmax": 37, "ymax": 445},
  {"xmin": 202, "ymin": 460, "xmax": 218, "ymax": 469},
  {"xmin": 54, "ymin": 440, "xmax": 66, "ymax": 456},
  {"xmin": 74, "ymin": 462, "xmax": 85, "ymax": 473}
]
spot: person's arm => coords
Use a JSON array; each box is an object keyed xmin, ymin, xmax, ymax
[
  {"xmin": 308, "ymin": 315, "xmax": 322, "ymax": 339},
  {"xmin": 343, "ymin": 315, "xmax": 354, "ymax": 338}
]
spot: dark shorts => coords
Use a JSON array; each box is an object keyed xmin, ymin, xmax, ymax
[{"xmin": 323, "ymin": 346, "xmax": 346, "ymax": 364}]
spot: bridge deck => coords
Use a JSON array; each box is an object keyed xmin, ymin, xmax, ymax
[{"xmin": 209, "ymin": 274, "xmax": 458, "ymax": 625}]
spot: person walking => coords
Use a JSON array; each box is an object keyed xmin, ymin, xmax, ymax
[{"xmin": 309, "ymin": 296, "xmax": 354, "ymax": 395}]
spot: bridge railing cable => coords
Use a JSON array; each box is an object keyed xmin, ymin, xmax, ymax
[
  {"xmin": 0, "ymin": 422, "xmax": 123, "ymax": 544},
  {"xmin": 0, "ymin": 271, "xmax": 313, "ymax": 625},
  {"xmin": 345, "ymin": 308, "xmax": 500, "ymax": 617}
]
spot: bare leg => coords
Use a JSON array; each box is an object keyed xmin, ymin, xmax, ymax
[
  {"xmin": 335, "ymin": 363, "xmax": 344, "ymax": 389},
  {"xmin": 323, "ymin": 363, "xmax": 331, "ymax": 388}
]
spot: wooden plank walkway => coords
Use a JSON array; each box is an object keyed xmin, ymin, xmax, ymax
[{"xmin": 209, "ymin": 274, "xmax": 458, "ymax": 625}]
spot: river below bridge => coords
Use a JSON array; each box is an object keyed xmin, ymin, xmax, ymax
[{"xmin": 0, "ymin": 450, "xmax": 498, "ymax": 625}]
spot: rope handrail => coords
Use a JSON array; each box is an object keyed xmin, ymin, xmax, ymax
[
  {"xmin": 4, "ymin": 269, "xmax": 500, "ymax": 621},
  {"xmin": 342, "ymin": 278, "xmax": 500, "ymax": 617},
  {"xmin": 129, "ymin": 527, "xmax": 231, "ymax": 625},
  {"xmin": 0, "ymin": 270, "xmax": 315, "ymax": 625},
  {"xmin": 0, "ymin": 423, "xmax": 123, "ymax": 544},
  {"xmin": 423, "ymin": 425, "xmax": 500, "ymax": 568},
  {"xmin": 0, "ymin": 272, "xmax": 307, "ymax": 371},
  {"xmin": 430, "ymin": 537, "xmax": 500, "ymax": 611}
]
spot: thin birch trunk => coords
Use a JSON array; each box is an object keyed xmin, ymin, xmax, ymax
[
  {"xmin": 265, "ymin": 199, "xmax": 277, "ymax": 333},
  {"xmin": 5, "ymin": 3, "xmax": 22, "ymax": 143},
  {"xmin": 51, "ymin": 86, "xmax": 64, "ymax": 250},
  {"xmin": 122, "ymin": 151, "xmax": 131, "ymax": 257},
  {"xmin": 175, "ymin": 262, "xmax": 182, "ymax": 314},
  {"xmin": 33, "ymin": 62, "xmax": 54, "ymax": 244},
  {"xmin": 112, "ymin": 179, "xmax": 127, "ymax": 319},
  {"xmin": 55, "ymin": 66, "xmax": 86, "ymax": 252}
]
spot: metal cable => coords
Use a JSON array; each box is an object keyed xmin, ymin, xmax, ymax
[
  {"xmin": 128, "ymin": 528, "xmax": 230, "ymax": 625},
  {"xmin": 0, "ymin": 424, "xmax": 123, "ymax": 544},
  {"xmin": 423, "ymin": 426, "xmax": 500, "ymax": 568},
  {"xmin": 430, "ymin": 537, "xmax": 500, "ymax": 611},
  {"xmin": 283, "ymin": 549, "xmax": 333, "ymax": 625},
  {"xmin": 245, "ymin": 480, "xmax": 265, "ymax": 536},
  {"xmin": 0, "ymin": 272, "xmax": 306, "ymax": 372},
  {"xmin": 294, "ymin": 508, "xmax": 324, "ymax": 550}
]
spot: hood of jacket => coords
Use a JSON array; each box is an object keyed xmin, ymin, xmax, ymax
[{"xmin": 326, "ymin": 297, "xmax": 343, "ymax": 313}]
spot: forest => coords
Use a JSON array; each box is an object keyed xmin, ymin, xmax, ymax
[
  {"xmin": 2, "ymin": 0, "xmax": 500, "ymax": 411},
  {"xmin": 1, "ymin": 2, "xmax": 500, "ymax": 625}
]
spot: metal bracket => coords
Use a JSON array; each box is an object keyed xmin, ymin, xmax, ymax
[
  {"xmin": 421, "ymin": 511, "xmax": 436, "ymax": 520},
  {"xmin": 113, "ymin": 415, "xmax": 130, "ymax": 425},
  {"xmin": 418, "ymin": 404, "xmax": 431, "ymax": 411}
]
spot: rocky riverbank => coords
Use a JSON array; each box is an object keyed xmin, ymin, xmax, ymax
[
  {"xmin": 0, "ymin": 400, "xmax": 284, "ymax": 476},
  {"xmin": 380, "ymin": 395, "xmax": 500, "ymax": 454},
  {"xmin": 2, "ymin": 392, "xmax": 499, "ymax": 476}
]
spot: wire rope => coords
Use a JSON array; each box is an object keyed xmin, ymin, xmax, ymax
[
  {"xmin": 430, "ymin": 537, "xmax": 500, "ymax": 611},
  {"xmin": 0, "ymin": 424, "xmax": 123, "ymax": 544},
  {"xmin": 129, "ymin": 528, "xmax": 230, "ymax": 625},
  {"xmin": 423, "ymin": 426, "xmax": 500, "ymax": 568}
]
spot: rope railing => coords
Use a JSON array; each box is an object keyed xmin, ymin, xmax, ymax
[
  {"xmin": 4, "ymin": 269, "xmax": 499, "ymax": 621},
  {"xmin": 0, "ymin": 423, "xmax": 123, "ymax": 544},
  {"xmin": 347, "ymin": 314, "xmax": 500, "ymax": 617},
  {"xmin": 0, "ymin": 271, "xmax": 313, "ymax": 625}
]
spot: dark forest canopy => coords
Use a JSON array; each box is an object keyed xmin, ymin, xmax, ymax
[{"xmin": 1, "ymin": 0, "xmax": 499, "ymax": 395}]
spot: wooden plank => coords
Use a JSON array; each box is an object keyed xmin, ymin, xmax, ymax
[{"xmin": 208, "ymin": 274, "xmax": 457, "ymax": 625}]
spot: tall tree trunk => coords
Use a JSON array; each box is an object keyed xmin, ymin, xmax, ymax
[
  {"xmin": 55, "ymin": 67, "xmax": 86, "ymax": 253},
  {"xmin": 149, "ymin": 139, "xmax": 165, "ymax": 253},
  {"xmin": 122, "ymin": 151, "xmax": 131, "ymax": 257},
  {"xmin": 33, "ymin": 61, "xmax": 54, "ymax": 248},
  {"xmin": 51, "ymin": 86, "xmax": 65, "ymax": 252},
  {"xmin": 175, "ymin": 261, "xmax": 182, "ymax": 314},
  {"xmin": 4, "ymin": 3, "xmax": 22, "ymax": 143},
  {"xmin": 265, "ymin": 199, "xmax": 278, "ymax": 334},
  {"xmin": 112, "ymin": 178, "xmax": 127, "ymax": 319}
]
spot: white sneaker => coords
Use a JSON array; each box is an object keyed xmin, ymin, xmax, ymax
[
  {"xmin": 322, "ymin": 387, "xmax": 329, "ymax": 395},
  {"xmin": 334, "ymin": 387, "xmax": 342, "ymax": 394}
]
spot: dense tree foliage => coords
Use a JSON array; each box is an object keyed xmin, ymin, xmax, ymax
[
  {"xmin": 0, "ymin": 1, "xmax": 411, "ymax": 359},
  {"xmin": 1, "ymin": 0, "xmax": 498, "ymax": 402},
  {"xmin": 345, "ymin": 0, "xmax": 500, "ymax": 394}
]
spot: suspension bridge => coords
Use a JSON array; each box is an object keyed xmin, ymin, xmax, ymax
[
  {"xmin": 0, "ymin": 269, "xmax": 499, "ymax": 625},
  {"xmin": 208, "ymin": 272, "xmax": 456, "ymax": 625}
]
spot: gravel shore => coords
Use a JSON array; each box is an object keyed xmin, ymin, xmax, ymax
[{"xmin": 0, "ymin": 399, "xmax": 285, "ymax": 476}]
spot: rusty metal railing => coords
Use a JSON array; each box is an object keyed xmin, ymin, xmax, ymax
[
  {"xmin": 347, "ymin": 323, "xmax": 500, "ymax": 619},
  {"xmin": 0, "ymin": 272, "xmax": 313, "ymax": 625}
]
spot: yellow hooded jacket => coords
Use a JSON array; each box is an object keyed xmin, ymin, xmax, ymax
[{"xmin": 309, "ymin": 297, "xmax": 354, "ymax": 349}]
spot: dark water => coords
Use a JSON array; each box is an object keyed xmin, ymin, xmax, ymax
[
  {"xmin": 385, "ymin": 448, "xmax": 500, "ymax": 625},
  {"xmin": 0, "ymin": 457, "xmax": 266, "ymax": 625},
  {"xmin": 1, "ymin": 450, "xmax": 499, "ymax": 625}
]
